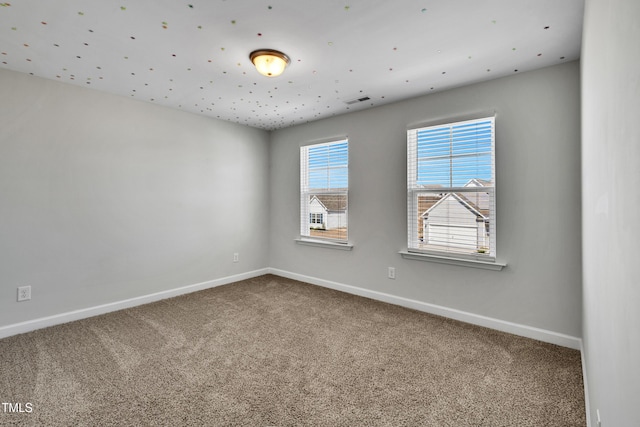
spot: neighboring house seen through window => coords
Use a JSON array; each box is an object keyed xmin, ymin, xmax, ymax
[
  {"xmin": 300, "ymin": 139, "xmax": 348, "ymax": 243},
  {"xmin": 407, "ymin": 117, "xmax": 496, "ymax": 260}
]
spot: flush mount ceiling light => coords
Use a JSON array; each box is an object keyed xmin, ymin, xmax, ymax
[{"xmin": 249, "ymin": 49, "xmax": 290, "ymax": 77}]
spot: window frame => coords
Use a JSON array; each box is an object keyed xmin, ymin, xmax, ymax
[
  {"xmin": 406, "ymin": 116, "xmax": 499, "ymax": 265},
  {"xmin": 299, "ymin": 138, "xmax": 349, "ymax": 246}
]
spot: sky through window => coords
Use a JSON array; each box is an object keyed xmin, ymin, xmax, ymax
[
  {"xmin": 308, "ymin": 140, "xmax": 348, "ymax": 190},
  {"xmin": 416, "ymin": 120, "xmax": 493, "ymax": 187}
]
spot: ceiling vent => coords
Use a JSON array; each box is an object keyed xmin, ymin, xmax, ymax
[{"xmin": 344, "ymin": 96, "xmax": 371, "ymax": 105}]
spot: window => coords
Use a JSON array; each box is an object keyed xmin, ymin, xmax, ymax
[
  {"xmin": 300, "ymin": 139, "xmax": 348, "ymax": 243},
  {"xmin": 407, "ymin": 117, "xmax": 496, "ymax": 261},
  {"xmin": 310, "ymin": 213, "xmax": 324, "ymax": 225}
]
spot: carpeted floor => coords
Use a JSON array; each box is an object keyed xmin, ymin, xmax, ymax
[{"xmin": 0, "ymin": 274, "xmax": 585, "ymax": 426}]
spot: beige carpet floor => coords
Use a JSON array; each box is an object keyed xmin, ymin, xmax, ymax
[{"xmin": 0, "ymin": 274, "xmax": 585, "ymax": 426}]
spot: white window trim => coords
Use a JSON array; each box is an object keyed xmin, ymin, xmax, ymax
[
  {"xmin": 295, "ymin": 238, "xmax": 354, "ymax": 250},
  {"xmin": 399, "ymin": 250, "xmax": 506, "ymax": 270},
  {"xmin": 407, "ymin": 116, "xmax": 501, "ymax": 268},
  {"xmin": 299, "ymin": 138, "xmax": 350, "ymax": 247}
]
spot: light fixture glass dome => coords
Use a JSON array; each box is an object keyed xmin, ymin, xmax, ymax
[{"xmin": 250, "ymin": 49, "xmax": 290, "ymax": 77}]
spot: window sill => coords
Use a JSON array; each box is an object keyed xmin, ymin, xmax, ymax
[
  {"xmin": 295, "ymin": 238, "xmax": 354, "ymax": 251},
  {"xmin": 399, "ymin": 250, "xmax": 506, "ymax": 271}
]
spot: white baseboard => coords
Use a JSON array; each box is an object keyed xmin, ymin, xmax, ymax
[
  {"xmin": 581, "ymin": 339, "xmax": 592, "ymax": 427},
  {"xmin": 1, "ymin": 267, "xmax": 582, "ymax": 351},
  {"xmin": 0, "ymin": 268, "xmax": 269, "ymax": 340},
  {"xmin": 268, "ymin": 268, "xmax": 582, "ymax": 350}
]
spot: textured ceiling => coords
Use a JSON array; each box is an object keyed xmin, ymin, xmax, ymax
[{"xmin": 0, "ymin": 1, "xmax": 584, "ymax": 130}]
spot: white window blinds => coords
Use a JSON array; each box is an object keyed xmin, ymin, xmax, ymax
[
  {"xmin": 300, "ymin": 139, "xmax": 349, "ymax": 243},
  {"xmin": 407, "ymin": 117, "xmax": 496, "ymax": 260}
]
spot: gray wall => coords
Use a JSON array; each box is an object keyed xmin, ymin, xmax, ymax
[
  {"xmin": 581, "ymin": 0, "xmax": 640, "ymax": 425},
  {"xmin": 0, "ymin": 68, "xmax": 270, "ymax": 327},
  {"xmin": 270, "ymin": 61, "xmax": 583, "ymax": 338}
]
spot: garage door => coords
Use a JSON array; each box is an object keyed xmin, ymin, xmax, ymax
[{"xmin": 427, "ymin": 224, "xmax": 477, "ymax": 249}]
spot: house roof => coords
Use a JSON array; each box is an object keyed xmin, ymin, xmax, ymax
[
  {"xmin": 467, "ymin": 178, "xmax": 493, "ymax": 187},
  {"xmin": 421, "ymin": 179, "xmax": 491, "ymax": 219},
  {"xmin": 421, "ymin": 193, "xmax": 488, "ymax": 220},
  {"xmin": 462, "ymin": 179, "xmax": 491, "ymax": 217},
  {"xmin": 456, "ymin": 193, "xmax": 490, "ymax": 218},
  {"xmin": 418, "ymin": 194, "xmax": 443, "ymax": 217},
  {"xmin": 312, "ymin": 194, "xmax": 347, "ymax": 212}
]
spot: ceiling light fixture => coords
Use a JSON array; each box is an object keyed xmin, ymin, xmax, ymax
[{"xmin": 249, "ymin": 49, "xmax": 290, "ymax": 77}]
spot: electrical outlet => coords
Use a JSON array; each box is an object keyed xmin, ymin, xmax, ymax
[
  {"xmin": 388, "ymin": 267, "xmax": 396, "ymax": 279},
  {"xmin": 17, "ymin": 286, "xmax": 31, "ymax": 302},
  {"xmin": 233, "ymin": 253, "xmax": 239, "ymax": 263}
]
